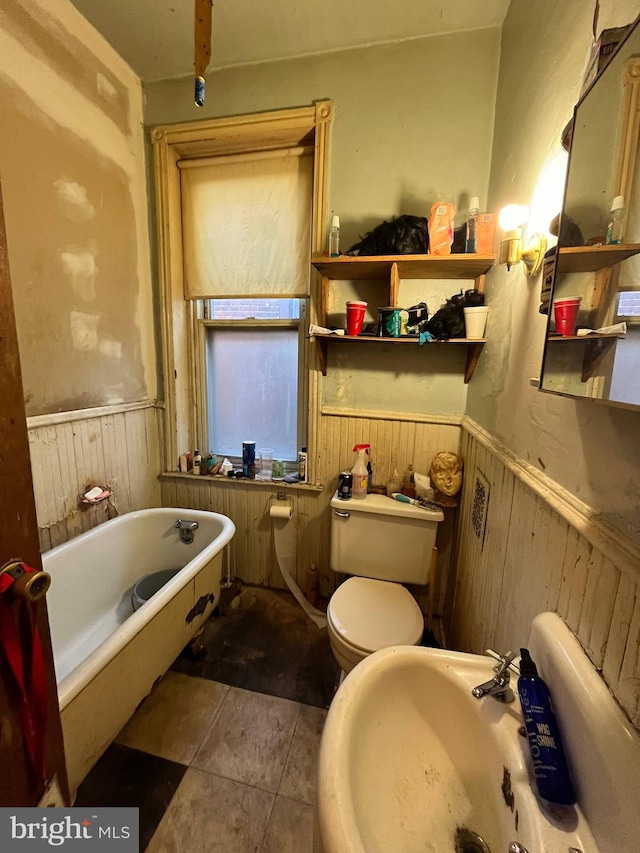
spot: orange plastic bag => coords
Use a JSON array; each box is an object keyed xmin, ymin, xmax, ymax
[{"xmin": 428, "ymin": 202, "xmax": 456, "ymax": 255}]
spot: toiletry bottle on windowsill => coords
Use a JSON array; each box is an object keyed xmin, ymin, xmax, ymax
[{"xmin": 298, "ymin": 447, "xmax": 308, "ymax": 483}]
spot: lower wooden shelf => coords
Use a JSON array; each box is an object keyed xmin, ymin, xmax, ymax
[
  {"xmin": 312, "ymin": 334, "xmax": 486, "ymax": 382},
  {"xmin": 546, "ymin": 333, "xmax": 623, "ymax": 381}
]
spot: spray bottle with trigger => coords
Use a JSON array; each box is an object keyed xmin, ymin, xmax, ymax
[{"xmin": 351, "ymin": 444, "xmax": 371, "ymax": 499}]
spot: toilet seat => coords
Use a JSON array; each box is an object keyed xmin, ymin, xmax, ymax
[{"xmin": 327, "ymin": 577, "xmax": 424, "ymax": 654}]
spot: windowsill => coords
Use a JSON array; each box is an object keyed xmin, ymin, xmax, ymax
[{"xmin": 160, "ymin": 471, "xmax": 324, "ymax": 492}]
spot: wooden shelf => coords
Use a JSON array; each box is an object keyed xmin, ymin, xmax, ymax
[
  {"xmin": 311, "ymin": 253, "xmax": 496, "ymax": 280},
  {"xmin": 311, "ymin": 253, "xmax": 492, "ymax": 382},
  {"xmin": 314, "ymin": 334, "xmax": 485, "ymax": 345},
  {"xmin": 312, "ymin": 334, "xmax": 485, "ymax": 382},
  {"xmin": 546, "ymin": 333, "xmax": 622, "ymax": 382},
  {"xmin": 546, "ymin": 333, "xmax": 625, "ymax": 342},
  {"xmin": 557, "ymin": 243, "xmax": 640, "ymax": 273}
]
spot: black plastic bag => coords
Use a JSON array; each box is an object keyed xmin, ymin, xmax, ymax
[
  {"xmin": 347, "ymin": 215, "xmax": 429, "ymax": 256},
  {"xmin": 426, "ymin": 289, "xmax": 484, "ymax": 339}
]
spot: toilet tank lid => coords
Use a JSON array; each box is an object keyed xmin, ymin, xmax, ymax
[{"xmin": 330, "ymin": 491, "xmax": 443, "ymax": 522}]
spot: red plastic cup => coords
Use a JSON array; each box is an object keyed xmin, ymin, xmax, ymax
[
  {"xmin": 554, "ymin": 296, "xmax": 582, "ymax": 337},
  {"xmin": 346, "ymin": 301, "xmax": 367, "ymax": 336}
]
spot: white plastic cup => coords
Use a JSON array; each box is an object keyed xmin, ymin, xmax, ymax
[{"xmin": 463, "ymin": 306, "xmax": 489, "ymax": 339}]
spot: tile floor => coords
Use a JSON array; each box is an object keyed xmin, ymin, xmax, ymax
[
  {"xmin": 76, "ymin": 587, "xmax": 335, "ymax": 852},
  {"xmin": 77, "ymin": 671, "xmax": 326, "ymax": 852},
  {"xmin": 75, "ymin": 585, "xmax": 437, "ymax": 850},
  {"xmin": 172, "ymin": 586, "xmax": 339, "ymax": 708}
]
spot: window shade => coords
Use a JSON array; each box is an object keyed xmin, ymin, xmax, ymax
[{"xmin": 180, "ymin": 151, "xmax": 313, "ymax": 299}]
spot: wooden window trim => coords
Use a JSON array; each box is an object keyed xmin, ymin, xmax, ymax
[{"xmin": 152, "ymin": 102, "xmax": 333, "ymax": 477}]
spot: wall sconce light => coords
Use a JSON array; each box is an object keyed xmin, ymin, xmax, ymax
[{"xmin": 498, "ymin": 204, "xmax": 547, "ymax": 276}]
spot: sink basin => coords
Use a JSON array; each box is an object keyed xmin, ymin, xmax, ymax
[{"xmin": 317, "ymin": 613, "xmax": 640, "ymax": 853}]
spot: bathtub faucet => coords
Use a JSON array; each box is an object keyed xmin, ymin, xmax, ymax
[{"xmin": 175, "ymin": 518, "xmax": 199, "ymax": 544}]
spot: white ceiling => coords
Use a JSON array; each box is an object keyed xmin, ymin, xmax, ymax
[{"xmin": 69, "ymin": 0, "xmax": 511, "ymax": 83}]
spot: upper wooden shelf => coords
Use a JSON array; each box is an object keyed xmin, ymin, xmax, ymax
[
  {"xmin": 557, "ymin": 243, "xmax": 640, "ymax": 273},
  {"xmin": 311, "ymin": 253, "xmax": 496, "ymax": 280}
]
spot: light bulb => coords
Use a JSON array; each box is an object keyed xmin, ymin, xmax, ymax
[
  {"xmin": 499, "ymin": 204, "xmax": 530, "ymax": 231},
  {"xmin": 529, "ymin": 149, "xmax": 568, "ymax": 236}
]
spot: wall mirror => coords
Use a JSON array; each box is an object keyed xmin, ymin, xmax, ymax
[{"xmin": 539, "ymin": 17, "xmax": 640, "ymax": 409}]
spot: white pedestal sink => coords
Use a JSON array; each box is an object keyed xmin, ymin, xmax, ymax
[{"xmin": 317, "ymin": 612, "xmax": 640, "ymax": 853}]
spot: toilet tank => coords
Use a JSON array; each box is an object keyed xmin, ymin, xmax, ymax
[{"xmin": 330, "ymin": 493, "xmax": 443, "ymax": 584}]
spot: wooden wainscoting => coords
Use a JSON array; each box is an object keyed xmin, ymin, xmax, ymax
[
  {"xmin": 28, "ymin": 402, "xmax": 162, "ymax": 551},
  {"xmin": 451, "ymin": 418, "xmax": 640, "ymax": 729},
  {"xmin": 161, "ymin": 408, "xmax": 463, "ymax": 613}
]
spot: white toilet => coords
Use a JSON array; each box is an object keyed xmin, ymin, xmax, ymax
[{"xmin": 327, "ymin": 492, "xmax": 443, "ymax": 674}]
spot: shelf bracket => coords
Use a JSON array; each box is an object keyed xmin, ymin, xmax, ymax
[
  {"xmin": 316, "ymin": 338, "xmax": 328, "ymax": 376},
  {"xmin": 464, "ymin": 343, "xmax": 484, "ymax": 383},
  {"xmin": 581, "ymin": 336, "xmax": 617, "ymax": 382}
]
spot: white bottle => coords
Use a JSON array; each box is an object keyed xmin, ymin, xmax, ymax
[
  {"xmin": 606, "ymin": 195, "xmax": 625, "ymax": 245},
  {"xmin": 297, "ymin": 447, "xmax": 308, "ymax": 483},
  {"xmin": 193, "ymin": 449, "xmax": 202, "ymax": 475},
  {"xmin": 465, "ymin": 196, "xmax": 479, "ymax": 253},
  {"xmin": 351, "ymin": 448, "xmax": 368, "ymax": 499},
  {"xmin": 328, "ymin": 215, "xmax": 340, "ymax": 257}
]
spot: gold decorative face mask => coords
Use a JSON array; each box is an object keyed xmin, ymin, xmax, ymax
[{"xmin": 429, "ymin": 451, "xmax": 463, "ymax": 497}]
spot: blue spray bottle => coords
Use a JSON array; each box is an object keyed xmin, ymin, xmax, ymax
[{"xmin": 517, "ymin": 648, "xmax": 576, "ymax": 806}]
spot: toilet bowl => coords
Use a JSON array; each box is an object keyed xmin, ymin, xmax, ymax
[
  {"xmin": 327, "ymin": 577, "xmax": 424, "ymax": 673},
  {"xmin": 328, "ymin": 492, "xmax": 443, "ymax": 674}
]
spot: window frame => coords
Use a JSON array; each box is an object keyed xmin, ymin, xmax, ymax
[
  {"xmin": 152, "ymin": 103, "xmax": 333, "ymax": 482},
  {"xmin": 614, "ymin": 289, "xmax": 640, "ymax": 325},
  {"xmin": 197, "ymin": 307, "xmax": 307, "ymax": 466}
]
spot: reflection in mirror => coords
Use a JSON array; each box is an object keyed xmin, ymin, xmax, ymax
[{"xmin": 540, "ymin": 17, "xmax": 640, "ymax": 408}]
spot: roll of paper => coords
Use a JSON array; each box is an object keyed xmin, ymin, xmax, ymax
[
  {"xmin": 270, "ymin": 503, "xmax": 327, "ymax": 629},
  {"xmin": 269, "ymin": 504, "xmax": 293, "ymax": 520}
]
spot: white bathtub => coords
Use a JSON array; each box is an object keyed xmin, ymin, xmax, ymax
[{"xmin": 43, "ymin": 507, "xmax": 235, "ymax": 795}]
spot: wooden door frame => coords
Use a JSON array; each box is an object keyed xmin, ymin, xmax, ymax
[{"xmin": 0, "ymin": 181, "xmax": 70, "ymax": 806}]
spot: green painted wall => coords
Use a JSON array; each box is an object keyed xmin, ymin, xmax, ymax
[
  {"xmin": 468, "ymin": 0, "xmax": 640, "ymax": 543},
  {"xmin": 145, "ymin": 29, "xmax": 501, "ymax": 415}
]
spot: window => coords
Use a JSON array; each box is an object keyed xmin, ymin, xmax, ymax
[
  {"xmin": 186, "ymin": 148, "xmax": 313, "ymax": 464},
  {"xmin": 204, "ymin": 298, "xmax": 303, "ymax": 461},
  {"xmin": 152, "ymin": 102, "xmax": 333, "ymax": 474},
  {"xmin": 616, "ymin": 290, "xmax": 640, "ymax": 321}
]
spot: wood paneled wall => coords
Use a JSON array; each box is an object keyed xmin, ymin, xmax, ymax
[
  {"xmin": 451, "ymin": 419, "xmax": 640, "ymax": 729},
  {"xmin": 29, "ymin": 403, "xmax": 162, "ymax": 551},
  {"xmin": 161, "ymin": 409, "xmax": 462, "ymax": 611}
]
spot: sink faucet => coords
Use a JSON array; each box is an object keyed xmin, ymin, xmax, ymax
[{"xmin": 471, "ymin": 650, "xmax": 517, "ymax": 703}]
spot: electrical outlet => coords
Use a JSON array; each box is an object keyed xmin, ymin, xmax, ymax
[{"xmin": 471, "ymin": 470, "xmax": 490, "ymax": 548}]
